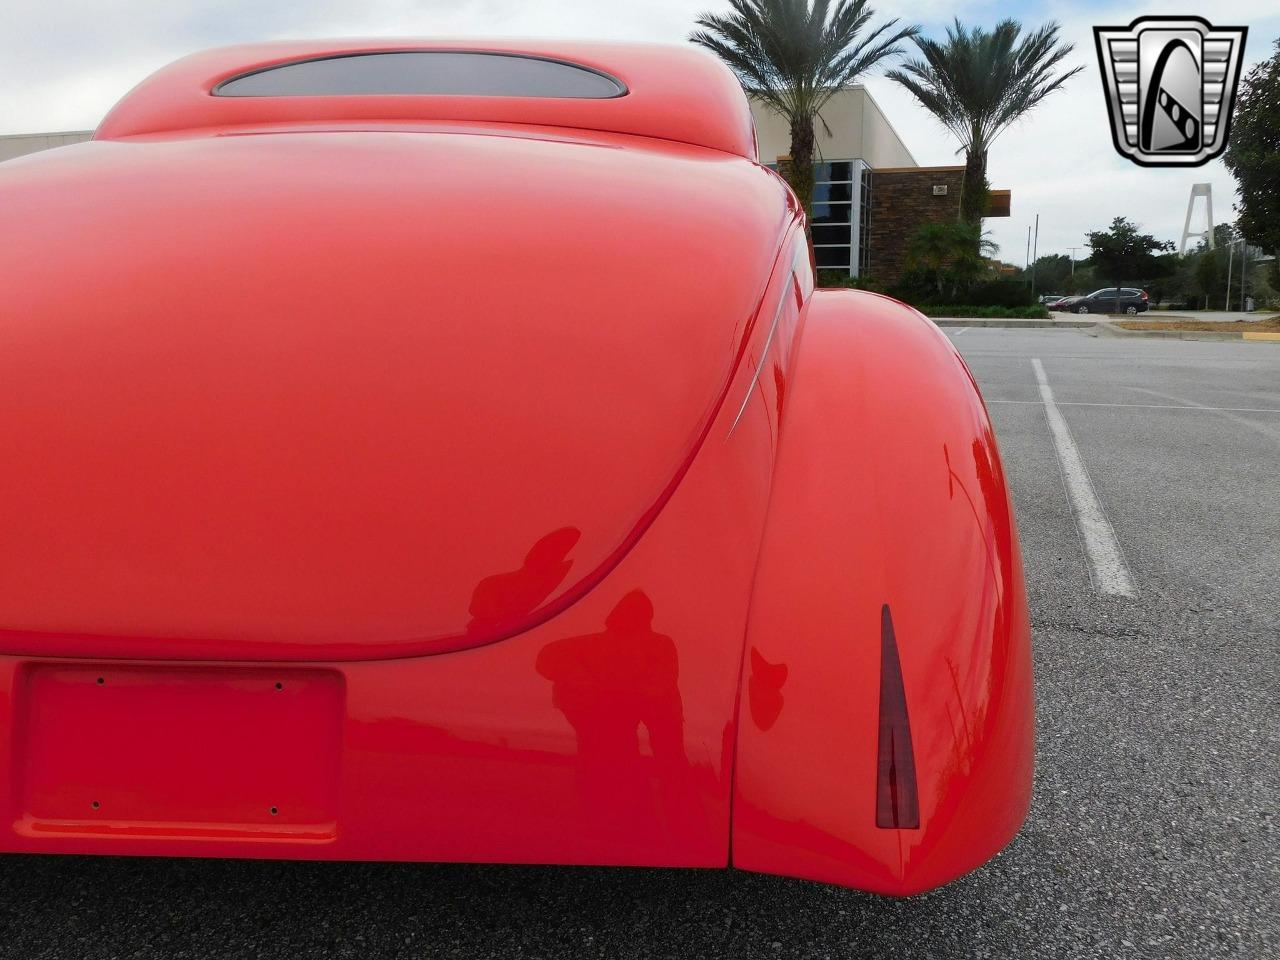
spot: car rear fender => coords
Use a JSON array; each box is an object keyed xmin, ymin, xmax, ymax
[{"xmin": 731, "ymin": 290, "xmax": 1035, "ymax": 895}]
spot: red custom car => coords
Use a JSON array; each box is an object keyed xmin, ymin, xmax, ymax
[{"xmin": 0, "ymin": 40, "xmax": 1033, "ymax": 896}]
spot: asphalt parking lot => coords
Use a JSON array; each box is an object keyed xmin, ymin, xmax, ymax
[{"xmin": 1, "ymin": 328, "xmax": 1276, "ymax": 960}]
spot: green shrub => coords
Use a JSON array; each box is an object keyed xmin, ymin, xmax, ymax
[
  {"xmin": 817, "ymin": 270, "xmax": 885, "ymax": 292},
  {"xmin": 887, "ymin": 267, "xmax": 940, "ymax": 302},
  {"xmin": 962, "ymin": 280, "xmax": 1037, "ymax": 307},
  {"xmin": 915, "ymin": 304, "xmax": 1051, "ymax": 319},
  {"xmin": 891, "ymin": 278, "xmax": 1035, "ymax": 308}
]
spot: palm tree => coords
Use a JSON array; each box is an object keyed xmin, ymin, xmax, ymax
[
  {"xmin": 905, "ymin": 223, "xmax": 959, "ymax": 296},
  {"xmin": 691, "ymin": 1, "xmax": 917, "ymax": 215},
  {"xmin": 888, "ymin": 19, "xmax": 1081, "ymax": 225},
  {"xmin": 905, "ymin": 221, "xmax": 998, "ymax": 297}
]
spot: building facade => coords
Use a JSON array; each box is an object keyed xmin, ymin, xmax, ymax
[
  {"xmin": 0, "ymin": 131, "xmax": 93, "ymax": 164},
  {"xmin": 750, "ymin": 87, "xmax": 1009, "ymax": 284}
]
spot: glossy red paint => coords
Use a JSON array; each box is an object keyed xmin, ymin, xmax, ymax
[
  {"xmin": 0, "ymin": 226, "xmax": 806, "ymax": 863},
  {"xmin": 732, "ymin": 291, "xmax": 1035, "ymax": 895},
  {"xmin": 95, "ymin": 39, "xmax": 758, "ymax": 160},
  {"xmin": 0, "ymin": 40, "xmax": 1032, "ymax": 893},
  {"xmin": 0, "ymin": 120, "xmax": 788, "ymax": 661}
]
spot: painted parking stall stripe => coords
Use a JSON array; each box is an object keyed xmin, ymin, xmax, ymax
[
  {"xmin": 986, "ymin": 399, "xmax": 1280, "ymax": 415},
  {"xmin": 1031, "ymin": 358, "xmax": 1137, "ymax": 598}
]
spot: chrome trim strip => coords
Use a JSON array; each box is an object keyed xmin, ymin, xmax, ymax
[{"xmin": 727, "ymin": 274, "xmax": 794, "ymax": 437}]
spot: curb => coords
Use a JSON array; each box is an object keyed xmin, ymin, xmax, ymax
[
  {"xmin": 1093, "ymin": 321, "xmax": 1280, "ymax": 342},
  {"xmin": 930, "ymin": 318, "xmax": 1094, "ymax": 329}
]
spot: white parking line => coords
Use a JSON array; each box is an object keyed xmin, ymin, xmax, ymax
[
  {"xmin": 950, "ymin": 327, "xmax": 969, "ymax": 336},
  {"xmin": 1031, "ymin": 358, "xmax": 1137, "ymax": 598},
  {"xmin": 986, "ymin": 399, "xmax": 1280, "ymax": 414},
  {"xmin": 1127, "ymin": 386, "xmax": 1280, "ymax": 444}
]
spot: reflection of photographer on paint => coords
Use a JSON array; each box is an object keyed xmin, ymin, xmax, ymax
[
  {"xmin": 464, "ymin": 528, "xmax": 582, "ymax": 640},
  {"xmin": 535, "ymin": 591, "xmax": 690, "ymax": 830}
]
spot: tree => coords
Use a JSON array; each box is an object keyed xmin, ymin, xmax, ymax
[
  {"xmin": 905, "ymin": 223, "xmax": 956, "ymax": 295},
  {"xmin": 1193, "ymin": 247, "xmax": 1223, "ymax": 310},
  {"xmin": 691, "ymin": 0, "xmax": 916, "ymax": 216},
  {"xmin": 903, "ymin": 221, "xmax": 997, "ymax": 298},
  {"xmin": 1249, "ymin": 258, "xmax": 1278, "ymax": 310},
  {"xmin": 1029, "ymin": 253, "xmax": 1074, "ymax": 293},
  {"xmin": 1224, "ymin": 38, "xmax": 1280, "ymax": 256},
  {"xmin": 1166, "ymin": 241, "xmax": 1221, "ymax": 310},
  {"xmin": 1176, "ymin": 224, "xmax": 1268, "ymax": 311},
  {"xmin": 1062, "ymin": 262, "xmax": 1099, "ymax": 295},
  {"xmin": 1146, "ymin": 251, "xmax": 1182, "ymax": 308},
  {"xmin": 888, "ymin": 19, "xmax": 1081, "ymax": 225},
  {"xmin": 1086, "ymin": 217, "xmax": 1174, "ymax": 307}
]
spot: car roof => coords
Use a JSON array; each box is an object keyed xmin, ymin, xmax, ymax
[{"xmin": 94, "ymin": 39, "xmax": 759, "ymax": 160}]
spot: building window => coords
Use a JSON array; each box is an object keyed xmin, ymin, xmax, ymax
[
  {"xmin": 763, "ymin": 159, "xmax": 858, "ymax": 274},
  {"xmin": 811, "ymin": 160, "xmax": 854, "ymax": 272},
  {"xmin": 815, "ymin": 161, "xmax": 853, "ymax": 182},
  {"xmin": 213, "ymin": 51, "xmax": 627, "ymax": 99},
  {"xmin": 859, "ymin": 165, "xmax": 873, "ymax": 277}
]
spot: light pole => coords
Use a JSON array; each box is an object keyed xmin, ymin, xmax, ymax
[
  {"xmin": 1030, "ymin": 215, "xmax": 1040, "ymax": 294},
  {"xmin": 1068, "ymin": 246, "xmax": 1081, "ymax": 275},
  {"xmin": 1240, "ymin": 241, "xmax": 1249, "ymax": 311},
  {"xmin": 1225, "ymin": 238, "xmax": 1236, "ymax": 311}
]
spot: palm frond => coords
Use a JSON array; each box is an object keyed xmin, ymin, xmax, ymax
[
  {"xmin": 690, "ymin": 0, "xmax": 920, "ymax": 128},
  {"xmin": 887, "ymin": 18, "xmax": 1081, "ymax": 154}
]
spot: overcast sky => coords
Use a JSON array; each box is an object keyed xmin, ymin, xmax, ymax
[{"xmin": 3, "ymin": 0, "xmax": 1275, "ymax": 262}]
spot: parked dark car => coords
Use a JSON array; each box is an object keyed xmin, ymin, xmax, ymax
[
  {"xmin": 1069, "ymin": 287, "xmax": 1149, "ymax": 314},
  {"xmin": 1043, "ymin": 295, "xmax": 1073, "ymax": 310}
]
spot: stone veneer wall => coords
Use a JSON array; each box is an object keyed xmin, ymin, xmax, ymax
[{"xmin": 866, "ymin": 166, "xmax": 965, "ymax": 286}]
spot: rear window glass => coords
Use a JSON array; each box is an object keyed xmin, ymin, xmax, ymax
[{"xmin": 213, "ymin": 51, "xmax": 627, "ymax": 99}]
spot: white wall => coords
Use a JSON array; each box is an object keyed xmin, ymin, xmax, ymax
[
  {"xmin": 0, "ymin": 131, "xmax": 93, "ymax": 164},
  {"xmin": 750, "ymin": 87, "xmax": 915, "ymax": 169}
]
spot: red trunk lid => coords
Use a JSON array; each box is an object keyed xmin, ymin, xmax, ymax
[{"xmin": 0, "ymin": 126, "xmax": 789, "ymax": 659}]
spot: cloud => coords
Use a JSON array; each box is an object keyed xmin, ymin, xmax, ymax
[
  {"xmin": 0, "ymin": 0, "xmax": 996, "ymax": 133},
  {"xmin": 2, "ymin": 0, "xmax": 1275, "ymax": 263}
]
